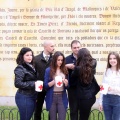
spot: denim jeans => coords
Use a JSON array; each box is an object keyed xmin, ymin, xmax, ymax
[
  {"xmin": 15, "ymin": 91, "xmax": 37, "ymax": 120},
  {"xmin": 103, "ymin": 94, "xmax": 120, "ymax": 120}
]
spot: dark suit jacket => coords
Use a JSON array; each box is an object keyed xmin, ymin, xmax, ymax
[{"xmin": 34, "ymin": 51, "xmax": 52, "ymax": 81}]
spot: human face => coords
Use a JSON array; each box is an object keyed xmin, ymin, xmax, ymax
[
  {"xmin": 71, "ymin": 43, "xmax": 81, "ymax": 56},
  {"xmin": 57, "ymin": 55, "xmax": 63, "ymax": 68},
  {"xmin": 109, "ymin": 54, "xmax": 117, "ymax": 68},
  {"xmin": 45, "ymin": 42, "xmax": 55, "ymax": 54},
  {"xmin": 23, "ymin": 51, "xmax": 33, "ymax": 63}
]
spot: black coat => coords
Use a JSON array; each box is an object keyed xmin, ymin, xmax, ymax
[
  {"xmin": 14, "ymin": 63, "xmax": 37, "ymax": 95},
  {"xmin": 34, "ymin": 52, "xmax": 52, "ymax": 81},
  {"xmin": 71, "ymin": 59, "xmax": 100, "ymax": 99},
  {"xmin": 71, "ymin": 58, "xmax": 97, "ymax": 87}
]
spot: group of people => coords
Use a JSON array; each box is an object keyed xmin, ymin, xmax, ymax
[{"xmin": 14, "ymin": 40, "xmax": 120, "ymax": 120}]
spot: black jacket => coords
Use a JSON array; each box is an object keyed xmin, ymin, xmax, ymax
[
  {"xmin": 71, "ymin": 58, "xmax": 97, "ymax": 87},
  {"xmin": 14, "ymin": 63, "xmax": 37, "ymax": 95},
  {"xmin": 71, "ymin": 59, "xmax": 100, "ymax": 99},
  {"xmin": 34, "ymin": 52, "xmax": 52, "ymax": 81}
]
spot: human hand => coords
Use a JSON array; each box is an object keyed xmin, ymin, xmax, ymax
[
  {"xmin": 63, "ymin": 79, "xmax": 68, "ymax": 86},
  {"xmin": 99, "ymin": 105, "xmax": 103, "ymax": 111},
  {"xmin": 35, "ymin": 81, "xmax": 37, "ymax": 85},
  {"xmin": 48, "ymin": 80, "xmax": 55, "ymax": 87},
  {"xmin": 108, "ymin": 86, "xmax": 112, "ymax": 91},
  {"xmin": 66, "ymin": 63, "xmax": 75, "ymax": 70}
]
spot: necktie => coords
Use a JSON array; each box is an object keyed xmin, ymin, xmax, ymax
[{"xmin": 45, "ymin": 55, "xmax": 49, "ymax": 61}]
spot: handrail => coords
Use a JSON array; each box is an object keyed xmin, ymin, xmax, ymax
[{"xmin": 0, "ymin": 108, "xmax": 104, "ymax": 120}]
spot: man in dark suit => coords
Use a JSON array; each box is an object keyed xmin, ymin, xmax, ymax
[{"xmin": 34, "ymin": 41, "xmax": 55, "ymax": 120}]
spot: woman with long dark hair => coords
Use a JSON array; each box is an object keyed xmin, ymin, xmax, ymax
[
  {"xmin": 44, "ymin": 51, "xmax": 68, "ymax": 120},
  {"xmin": 71, "ymin": 48, "xmax": 99, "ymax": 120},
  {"xmin": 99, "ymin": 52, "xmax": 120, "ymax": 120},
  {"xmin": 14, "ymin": 47, "xmax": 37, "ymax": 120}
]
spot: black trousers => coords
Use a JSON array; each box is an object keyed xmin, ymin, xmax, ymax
[
  {"xmin": 78, "ymin": 97, "xmax": 96, "ymax": 120},
  {"xmin": 34, "ymin": 91, "xmax": 46, "ymax": 120},
  {"xmin": 68, "ymin": 88, "xmax": 78, "ymax": 120}
]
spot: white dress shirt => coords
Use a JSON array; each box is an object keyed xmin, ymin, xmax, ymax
[{"xmin": 43, "ymin": 52, "xmax": 50, "ymax": 61}]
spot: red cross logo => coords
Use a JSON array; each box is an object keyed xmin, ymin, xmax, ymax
[
  {"xmin": 38, "ymin": 85, "xmax": 43, "ymax": 90},
  {"xmin": 57, "ymin": 81, "xmax": 62, "ymax": 86},
  {"xmin": 100, "ymin": 86, "xmax": 104, "ymax": 91}
]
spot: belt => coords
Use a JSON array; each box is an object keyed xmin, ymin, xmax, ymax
[{"xmin": 53, "ymin": 91, "xmax": 63, "ymax": 95}]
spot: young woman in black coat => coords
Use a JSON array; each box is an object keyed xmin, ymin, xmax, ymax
[
  {"xmin": 14, "ymin": 47, "xmax": 37, "ymax": 120},
  {"xmin": 71, "ymin": 48, "xmax": 100, "ymax": 120}
]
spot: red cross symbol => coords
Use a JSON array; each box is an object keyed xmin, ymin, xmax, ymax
[
  {"xmin": 38, "ymin": 85, "xmax": 43, "ymax": 90},
  {"xmin": 100, "ymin": 86, "xmax": 104, "ymax": 91},
  {"xmin": 57, "ymin": 81, "xmax": 62, "ymax": 86}
]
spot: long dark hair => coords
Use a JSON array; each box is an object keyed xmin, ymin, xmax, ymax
[
  {"xmin": 76, "ymin": 48, "xmax": 93, "ymax": 84},
  {"xmin": 50, "ymin": 51, "xmax": 68, "ymax": 78},
  {"xmin": 106, "ymin": 52, "xmax": 120, "ymax": 72},
  {"xmin": 16, "ymin": 47, "xmax": 34, "ymax": 65}
]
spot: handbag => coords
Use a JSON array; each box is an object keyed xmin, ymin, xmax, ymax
[{"xmin": 77, "ymin": 76, "xmax": 100, "ymax": 99}]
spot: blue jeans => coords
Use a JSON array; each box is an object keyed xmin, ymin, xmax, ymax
[
  {"xmin": 15, "ymin": 91, "xmax": 37, "ymax": 120},
  {"xmin": 103, "ymin": 94, "xmax": 120, "ymax": 120}
]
